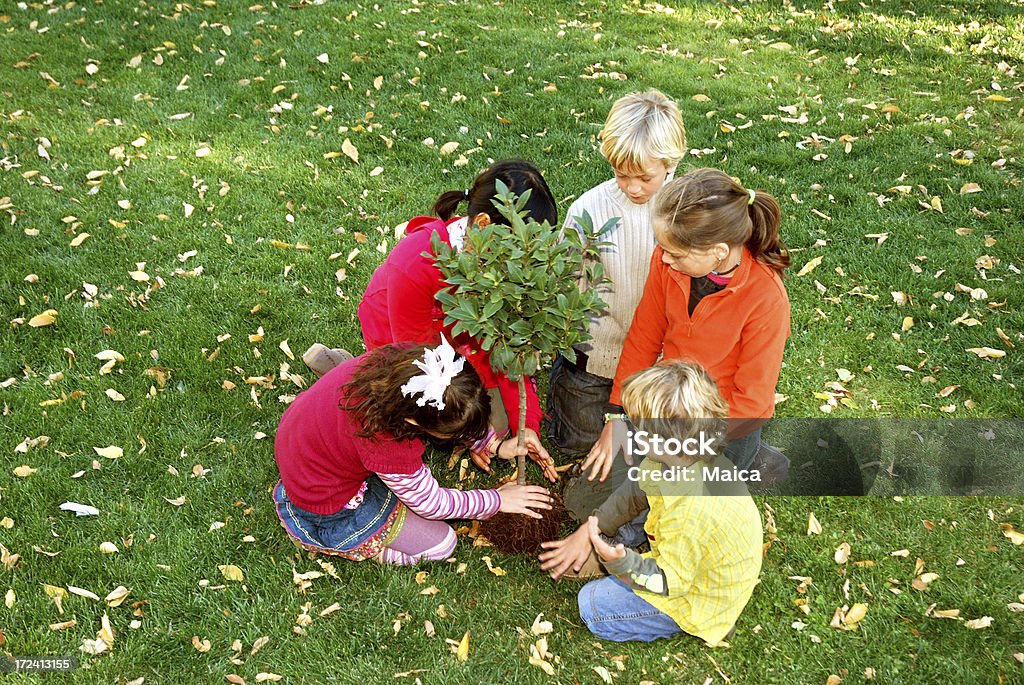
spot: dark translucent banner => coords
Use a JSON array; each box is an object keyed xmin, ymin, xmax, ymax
[{"xmin": 598, "ymin": 418, "xmax": 1024, "ymax": 497}]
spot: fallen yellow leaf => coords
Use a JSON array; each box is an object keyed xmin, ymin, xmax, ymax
[
  {"xmin": 967, "ymin": 347, "xmax": 1006, "ymax": 359},
  {"xmin": 104, "ymin": 586, "xmax": 130, "ymax": 607},
  {"xmin": 1000, "ymin": 524, "xmax": 1024, "ymax": 545},
  {"xmin": 68, "ymin": 585, "xmax": 101, "ymax": 601},
  {"xmin": 94, "ymin": 446, "xmax": 123, "ymax": 459},
  {"xmin": 341, "ymin": 138, "xmax": 359, "ymax": 163},
  {"xmin": 845, "ymin": 603, "xmax": 868, "ymax": 626},
  {"xmin": 912, "ymin": 572, "xmax": 939, "ymax": 591},
  {"xmin": 964, "ymin": 616, "xmax": 993, "ymax": 629},
  {"xmin": 834, "ymin": 542, "xmax": 851, "ymax": 564},
  {"xmin": 797, "ymin": 256, "xmax": 823, "ymax": 277},
  {"xmin": 219, "ymin": 564, "xmax": 245, "ymax": 582},
  {"xmin": 28, "ymin": 309, "xmax": 58, "ymax": 327}
]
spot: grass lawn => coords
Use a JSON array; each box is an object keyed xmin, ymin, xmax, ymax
[{"xmin": 1, "ymin": 0, "xmax": 1022, "ymax": 682}]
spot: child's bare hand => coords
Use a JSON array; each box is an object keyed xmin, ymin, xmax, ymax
[
  {"xmin": 587, "ymin": 516, "xmax": 626, "ymax": 563},
  {"xmin": 469, "ymin": 449, "xmax": 492, "ymax": 474},
  {"xmin": 580, "ymin": 420, "xmax": 631, "ymax": 482},
  {"xmin": 496, "ymin": 483, "xmax": 553, "ymax": 519},
  {"xmin": 496, "ymin": 429, "xmax": 558, "ymax": 483},
  {"xmin": 538, "ymin": 525, "xmax": 593, "ymax": 579}
]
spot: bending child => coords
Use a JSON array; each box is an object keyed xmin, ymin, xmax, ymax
[
  {"xmin": 547, "ymin": 89, "xmax": 687, "ymax": 457},
  {"xmin": 584, "ymin": 168, "xmax": 791, "ymax": 482},
  {"xmin": 330, "ymin": 160, "xmax": 558, "ymax": 479},
  {"xmin": 540, "ymin": 362, "xmax": 763, "ymax": 645},
  {"xmin": 274, "ymin": 339, "xmax": 552, "ymax": 565}
]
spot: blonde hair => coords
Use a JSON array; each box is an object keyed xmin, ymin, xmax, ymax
[
  {"xmin": 621, "ymin": 361, "xmax": 728, "ymax": 463},
  {"xmin": 653, "ymin": 168, "xmax": 791, "ymax": 277},
  {"xmin": 599, "ymin": 89, "xmax": 687, "ymax": 175}
]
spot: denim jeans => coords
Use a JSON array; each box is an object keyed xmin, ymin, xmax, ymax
[
  {"xmin": 578, "ymin": 576, "xmax": 682, "ymax": 642},
  {"xmin": 608, "ymin": 509, "xmax": 649, "ymax": 548},
  {"xmin": 725, "ymin": 427, "xmax": 762, "ymax": 470}
]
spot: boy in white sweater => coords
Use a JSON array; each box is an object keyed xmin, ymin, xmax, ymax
[{"xmin": 547, "ymin": 90, "xmax": 687, "ymax": 464}]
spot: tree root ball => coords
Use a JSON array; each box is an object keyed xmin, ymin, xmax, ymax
[{"xmin": 480, "ymin": 493, "xmax": 567, "ymax": 555}]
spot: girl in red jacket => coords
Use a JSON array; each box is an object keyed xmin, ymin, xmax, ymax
[
  {"xmin": 356, "ymin": 160, "xmax": 558, "ymax": 480},
  {"xmin": 582, "ymin": 168, "xmax": 791, "ymax": 482}
]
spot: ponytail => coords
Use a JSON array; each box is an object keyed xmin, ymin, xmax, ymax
[
  {"xmin": 746, "ymin": 191, "xmax": 789, "ymax": 277},
  {"xmin": 433, "ymin": 189, "xmax": 468, "ymax": 221},
  {"xmin": 431, "ymin": 159, "xmax": 558, "ymax": 227}
]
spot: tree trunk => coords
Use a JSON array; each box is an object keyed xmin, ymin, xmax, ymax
[{"xmin": 516, "ymin": 376, "xmax": 527, "ymax": 485}]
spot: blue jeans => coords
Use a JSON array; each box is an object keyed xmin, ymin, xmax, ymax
[
  {"xmin": 578, "ymin": 576, "xmax": 682, "ymax": 642},
  {"xmin": 726, "ymin": 427, "xmax": 762, "ymax": 470},
  {"xmin": 608, "ymin": 509, "xmax": 649, "ymax": 549}
]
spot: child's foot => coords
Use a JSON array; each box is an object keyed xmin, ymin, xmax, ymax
[
  {"xmin": 302, "ymin": 343, "xmax": 354, "ymax": 377},
  {"xmin": 750, "ymin": 444, "xmax": 789, "ymax": 488}
]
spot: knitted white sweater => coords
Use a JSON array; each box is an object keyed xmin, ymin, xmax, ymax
[{"xmin": 563, "ymin": 178, "xmax": 659, "ymax": 379}]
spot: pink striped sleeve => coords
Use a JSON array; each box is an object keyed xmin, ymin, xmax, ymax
[{"xmin": 378, "ymin": 465, "xmax": 501, "ymax": 520}]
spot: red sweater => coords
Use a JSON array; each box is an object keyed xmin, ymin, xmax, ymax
[
  {"xmin": 611, "ymin": 247, "xmax": 790, "ymax": 420},
  {"xmin": 358, "ymin": 216, "xmax": 542, "ymax": 432},
  {"xmin": 274, "ymin": 357, "xmax": 424, "ymax": 514}
]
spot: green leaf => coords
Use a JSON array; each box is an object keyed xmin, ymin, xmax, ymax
[{"xmin": 482, "ymin": 300, "xmax": 503, "ymax": 320}]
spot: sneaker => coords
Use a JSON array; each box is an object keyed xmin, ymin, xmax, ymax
[
  {"xmin": 559, "ymin": 551, "xmax": 607, "ymax": 580},
  {"xmin": 302, "ymin": 344, "xmax": 354, "ymax": 377},
  {"xmin": 750, "ymin": 444, "xmax": 790, "ymax": 488}
]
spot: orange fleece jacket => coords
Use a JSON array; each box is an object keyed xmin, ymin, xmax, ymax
[{"xmin": 610, "ymin": 246, "xmax": 790, "ymax": 420}]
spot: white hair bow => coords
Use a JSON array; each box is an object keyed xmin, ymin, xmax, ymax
[{"xmin": 400, "ymin": 335, "xmax": 466, "ymax": 411}]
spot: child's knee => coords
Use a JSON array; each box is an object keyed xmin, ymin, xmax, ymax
[
  {"xmin": 576, "ymin": 579, "xmax": 605, "ymax": 630},
  {"xmin": 576, "ymin": 577, "xmax": 638, "ymax": 642}
]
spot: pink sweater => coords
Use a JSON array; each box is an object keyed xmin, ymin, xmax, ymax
[{"xmin": 275, "ymin": 355, "xmax": 500, "ymax": 519}]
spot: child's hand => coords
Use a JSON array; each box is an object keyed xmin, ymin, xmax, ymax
[
  {"xmin": 496, "ymin": 483, "xmax": 553, "ymax": 519},
  {"xmin": 538, "ymin": 524, "xmax": 593, "ymax": 580},
  {"xmin": 469, "ymin": 449, "xmax": 492, "ymax": 474},
  {"xmin": 587, "ymin": 516, "xmax": 626, "ymax": 563},
  {"xmin": 580, "ymin": 420, "xmax": 632, "ymax": 483},
  {"xmin": 496, "ymin": 429, "xmax": 558, "ymax": 483}
]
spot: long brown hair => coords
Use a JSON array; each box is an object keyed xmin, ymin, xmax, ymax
[
  {"xmin": 433, "ymin": 159, "xmax": 558, "ymax": 226},
  {"xmin": 653, "ymin": 168, "xmax": 790, "ymax": 276},
  {"xmin": 342, "ymin": 344, "xmax": 490, "ymax": 444}
]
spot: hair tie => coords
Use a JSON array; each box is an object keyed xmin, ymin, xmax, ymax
[
  {"xmin": 746, "ymin": 188, "xmax": 756, "ymax": 205},
  {"xmin": 400, "ymin": 335, "xmax": 465, "ymax": 411},
  {"xmin": 463, "ymin": 189, "xmax": 470, "ymax": 200}
]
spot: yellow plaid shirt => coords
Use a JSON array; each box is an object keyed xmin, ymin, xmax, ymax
[{"xmin": 636, "ymin": 457, "xmax": 763, "ymax": 646}]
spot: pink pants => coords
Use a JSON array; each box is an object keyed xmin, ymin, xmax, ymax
[{"xmin": 377, "ymin": 510, "xmax": 457, "ymax": 565}]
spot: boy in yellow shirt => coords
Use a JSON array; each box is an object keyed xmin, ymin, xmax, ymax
[{"xmin": 540, "ymin": 362, "xmax": 763, "ymax": 645}]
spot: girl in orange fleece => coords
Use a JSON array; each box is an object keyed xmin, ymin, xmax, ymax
[{"xmin": 582, "ymin": 168, "xmax": 791, "ymax": 481}]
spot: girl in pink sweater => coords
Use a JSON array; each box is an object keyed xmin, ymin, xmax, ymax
[{"xmin": 274, "ymin": 340, "xmax": 552, "ymax": 565}]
